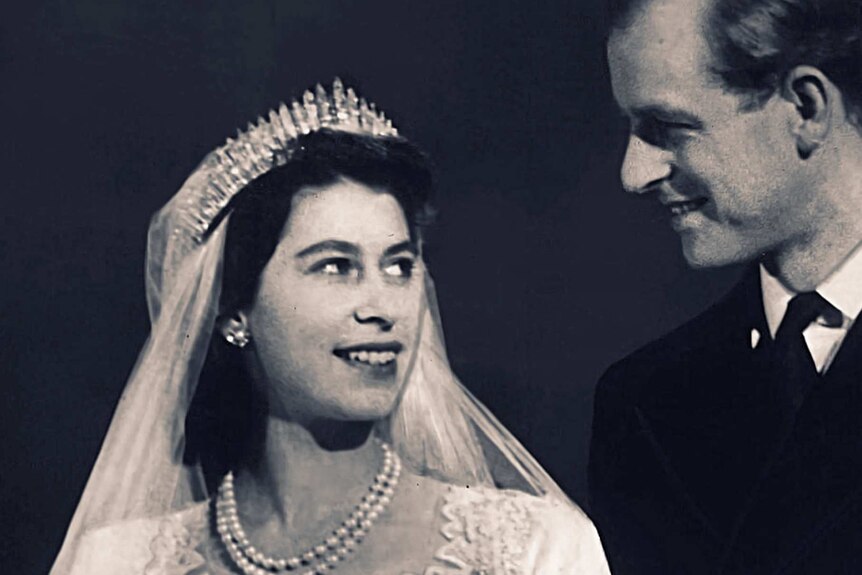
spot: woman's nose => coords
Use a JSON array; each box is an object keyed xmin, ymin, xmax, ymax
[
  {"xmin": 620, "ymin": 134, "xmax": 673, "ymax": 194},
  {"xmin": 353, "ymin": 304, "xmax": 395, "ymax": 331}
]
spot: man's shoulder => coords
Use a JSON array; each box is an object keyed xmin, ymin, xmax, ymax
[{"xmin": 597, "ymin": 275, "xmax": 752, "ymax": 402}]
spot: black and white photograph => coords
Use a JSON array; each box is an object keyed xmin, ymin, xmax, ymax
[{"xmin": 3, "ymin": 0, "xmax": 862, "ymax": 573}]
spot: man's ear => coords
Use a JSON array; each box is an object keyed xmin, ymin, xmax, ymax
[
  {"xmin": 782, "ymin": 65, "xmax": 834, "ymax": 159},
  {"xmin": 217, "ymin": 310, "xmax": 251, "ymax": 347}
]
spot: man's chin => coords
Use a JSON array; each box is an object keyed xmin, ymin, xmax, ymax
[{"xmin": 680, "ymin": 237, "xmax": 748, "ymax": 269}]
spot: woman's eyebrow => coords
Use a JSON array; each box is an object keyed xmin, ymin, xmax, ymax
[
  {"xmin": 295, "ymin": 239, "xmax": 360, "ymax": 258},
  {"xmin": 382, "ymin": 240, "xmax": 417, "ymax": 258}
]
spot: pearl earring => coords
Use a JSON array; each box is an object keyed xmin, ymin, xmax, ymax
[{"xmin": 225, "ymin": 329, "xmax": 251, "ymax": 348}]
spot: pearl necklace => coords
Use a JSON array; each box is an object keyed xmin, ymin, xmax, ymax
[{"xmin": 215, "ymin": 441, "xmax": 402, "ymax": 575}]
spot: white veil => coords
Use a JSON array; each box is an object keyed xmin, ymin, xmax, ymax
[{"xmin": 51, "ymin": 82, "xmax": 574, "ymax": 575}]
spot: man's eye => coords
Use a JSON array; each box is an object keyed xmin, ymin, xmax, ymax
[
  {"xmin": 383, "ymin": 258, "xmax": 415, "ymax": 279},
  {"xmin": 313, "ymin": 258, "xmax": 359, "ymax": 277},
  {"xmin": 638, "ymin": 119, "xmax": 693, "ymax": 148}
]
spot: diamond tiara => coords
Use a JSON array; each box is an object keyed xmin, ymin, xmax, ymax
[{"xmin": 179, "ymin": 78, "xmax": 399, "ymax": 242}]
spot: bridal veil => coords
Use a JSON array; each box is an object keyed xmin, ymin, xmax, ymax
[{"xmin": 51, "ymin": 79, "xmax": 579, "ymax": 574}]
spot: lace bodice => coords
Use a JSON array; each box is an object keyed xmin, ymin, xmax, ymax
[
  {"xmin": 429, "ymin": 487, "xmax": 533, "ymax": 574},
  {"xmin": 68, "ymin": 484, "xmax": 609, "ymax": 575}
]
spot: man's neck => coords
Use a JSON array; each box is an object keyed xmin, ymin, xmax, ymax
[
  {"xmin": 767, "ymin": 229, "xmax": 862, "ymax": 292},
  {"xmin": 765, "ymin": 127, "xmax": 862, "ymax": 291}
]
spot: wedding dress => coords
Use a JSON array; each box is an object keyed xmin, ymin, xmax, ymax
[
  {"xmin": 51, "ymin": 79, "xmax": 609, "ymax": 575},
  {"xmin": 68, "ymin": 481, "xmax": 606, "ymax": 574}
]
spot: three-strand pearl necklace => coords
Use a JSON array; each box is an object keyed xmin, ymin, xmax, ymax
[{"xmin": 215, "ymin": 441, "xmax": 402, "ymax": 575}]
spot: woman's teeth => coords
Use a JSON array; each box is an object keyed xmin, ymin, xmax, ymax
[{"xmin": 347, "ymin": 350, "xmax": 397, "ymax": 366}]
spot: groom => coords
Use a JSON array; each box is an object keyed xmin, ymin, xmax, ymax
[{"xmin": 588, "ymin": 0, "xmax": 862, "ymax": 573}]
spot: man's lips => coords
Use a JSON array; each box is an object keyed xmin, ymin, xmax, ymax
[{"xmin": 662, "ymin": 197, "xmax": 708, "ymax": 216}]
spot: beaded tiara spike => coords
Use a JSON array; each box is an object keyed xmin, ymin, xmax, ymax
[{"xmin": 181, "ymin": 78, "xmax": 399, "ymax": 242}]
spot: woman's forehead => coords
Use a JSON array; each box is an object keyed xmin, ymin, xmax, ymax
[{"xmin": 283, "ymin": 178, "xmax": 411, "ymax": 250}]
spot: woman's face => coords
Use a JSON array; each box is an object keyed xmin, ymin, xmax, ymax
[{"xmin": 243, "ymin": 177, "xmax": 424, "ymax": 423}]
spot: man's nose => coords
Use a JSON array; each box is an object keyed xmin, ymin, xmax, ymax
[{"xmin": 620, "ymin": 134, "xmax": 673, "ymax": 194}]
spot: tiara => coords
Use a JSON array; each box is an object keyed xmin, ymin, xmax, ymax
[{"xmin": 179, "ymin": 78, "xmax": 399, "ymax": 242}]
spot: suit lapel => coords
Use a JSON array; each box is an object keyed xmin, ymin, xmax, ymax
[
  {"xmin": 630, "ymin": 266, "xmax": 862, "ymax": 573},
  {"xmin": 635, "ymin": 268, "xmax": 780, "ymax": 539},
  {"xmin": 823, "ymin": 314, "xmax": 862, "ymax": 382},
  {"xmin": 723, "ymin": 300, "xmax": 862, "ymax": 571}
]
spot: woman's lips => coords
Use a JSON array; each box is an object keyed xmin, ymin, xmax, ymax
[
  {"xmin": 333, "ymin": 342, "xmax": 402, "ymax": 371},
  {"xmin": 343, "ymin": 349, "xmax": 397, "ymax": 366}
]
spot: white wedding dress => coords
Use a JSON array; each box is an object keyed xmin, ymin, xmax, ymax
[
  {"xmin": 52, "ymin": 80, "xmax": 610, "ymax": 575},
  {"xmin": 70, "ymin": 481, "xmax": 608, "ymax": 575}
]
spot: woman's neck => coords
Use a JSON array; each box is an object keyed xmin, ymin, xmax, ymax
[{"xmin": 232, "ymin": 416, "xmax": 382, "ymax": 532}]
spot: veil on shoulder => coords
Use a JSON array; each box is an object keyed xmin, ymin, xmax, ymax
[{"xmin": 51, "ymin": 79, "xmax": 575, "ymax": 575}]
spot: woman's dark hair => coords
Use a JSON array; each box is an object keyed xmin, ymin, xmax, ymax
[
  {"xmin": 185, "ymin": 128, "xmax": 437, "ymax": 487},
  {"xmin": 608, "ymin": 0, "xmax": 862, "ymax": 119}
]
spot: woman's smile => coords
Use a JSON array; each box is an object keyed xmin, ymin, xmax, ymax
[
  {"xmin": 333, "ymin": 341, "xmax": 403, "ymax": 377},
  {"xmin": 244, "ymin": 179, "xmax": 422, "ymax": 421}
]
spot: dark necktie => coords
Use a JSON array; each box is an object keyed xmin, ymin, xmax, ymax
[{"xmin": 769, "ymin": 292, "xmax": 840, "ymax": 417}]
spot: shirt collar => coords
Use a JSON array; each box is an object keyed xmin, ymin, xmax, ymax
[
  {"xmin": 760, "ymin": 265, "xmax": 794, "ymax": 338},
  {"xmin": 759, "ymin": 242, "xmax": 862, "ymax": 338}
]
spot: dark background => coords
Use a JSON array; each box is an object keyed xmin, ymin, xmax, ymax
[{"xmin": 1, "ymin": 1, "xmax": 740, "ymax": 572}]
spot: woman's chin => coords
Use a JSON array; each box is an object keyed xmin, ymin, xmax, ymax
[
  {"xmin": 333, "ymin": 357, "xmax": 404, "ymax": 388},
  {"xmin": 332, "ymin": 403, "xmax": 398, "ymax": 423},
  {"xmin": 317, "ymin": 391, "xmax": 401, "ymax": 423}
]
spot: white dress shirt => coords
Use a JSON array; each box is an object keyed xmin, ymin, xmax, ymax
[{"xmin": 753, "ymin": 244, "xmax": 862, "ymax": 373}]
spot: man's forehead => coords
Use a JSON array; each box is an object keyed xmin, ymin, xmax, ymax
[
  {"xmin": 607, "ymin": 0, "xmax": 715, "ymax": 111},
  {"xmin": 614, "ymin": 0, "xmax": 712, "ymax": 35},
  {"xmin": 608, "ymin": 0, "xmax": 712, "ymax": 68}
]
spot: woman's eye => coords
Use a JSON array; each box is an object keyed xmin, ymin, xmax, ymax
[
  {"xmin": 383, "ymin": 258, "xmax": 415, "ymax": 279},
  {"xmin": 312, "ymin": 258, "xmax": 359, "ymax": 278}
]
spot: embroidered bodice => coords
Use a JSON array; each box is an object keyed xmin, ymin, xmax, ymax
[{"xmin": 68, "ymin": 484, "xmax": 609, "ymax": 575}]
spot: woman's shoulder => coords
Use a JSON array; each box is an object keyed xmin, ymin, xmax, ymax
[
  {"xmin": 440, "ymin": 482, "xmax": 594, "ymax": 532},
  {"xmin": 434, "ymin": 483, "xmax": 610, "ymax": 574},
  {"xmin": 67, "ymin": 501, "xmax": 210, "ymax": 575}
]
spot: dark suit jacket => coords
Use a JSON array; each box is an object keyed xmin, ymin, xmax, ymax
[{"xmin": 589, "ymin": 268, "xmax": 862, "ymax": 574}]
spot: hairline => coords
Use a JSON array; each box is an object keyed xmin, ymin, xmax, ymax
[{"xmin": 606, "ymin": 0, "xmax": 780, "ymax": 114}]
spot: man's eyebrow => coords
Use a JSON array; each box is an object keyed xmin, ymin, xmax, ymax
[
  {"xmin": 382, "ymin": 240, "xmax": 417, "ymax": 258},
  {"xmin": 631, "ymin": 105, "xmax": 704, "ymax": 128},
  {"xmin": 295, "ymin": 239, "xmax": 360, "ymax": 258}
]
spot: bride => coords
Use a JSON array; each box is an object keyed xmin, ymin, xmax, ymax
[{"xmin": 51, "ymin": 79, "xmax": 609, "ymax": 574}]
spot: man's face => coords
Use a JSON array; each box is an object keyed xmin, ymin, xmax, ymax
[{"xmin": 607, "ymin": 0, "xmax": 817, "ymax": 268}]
